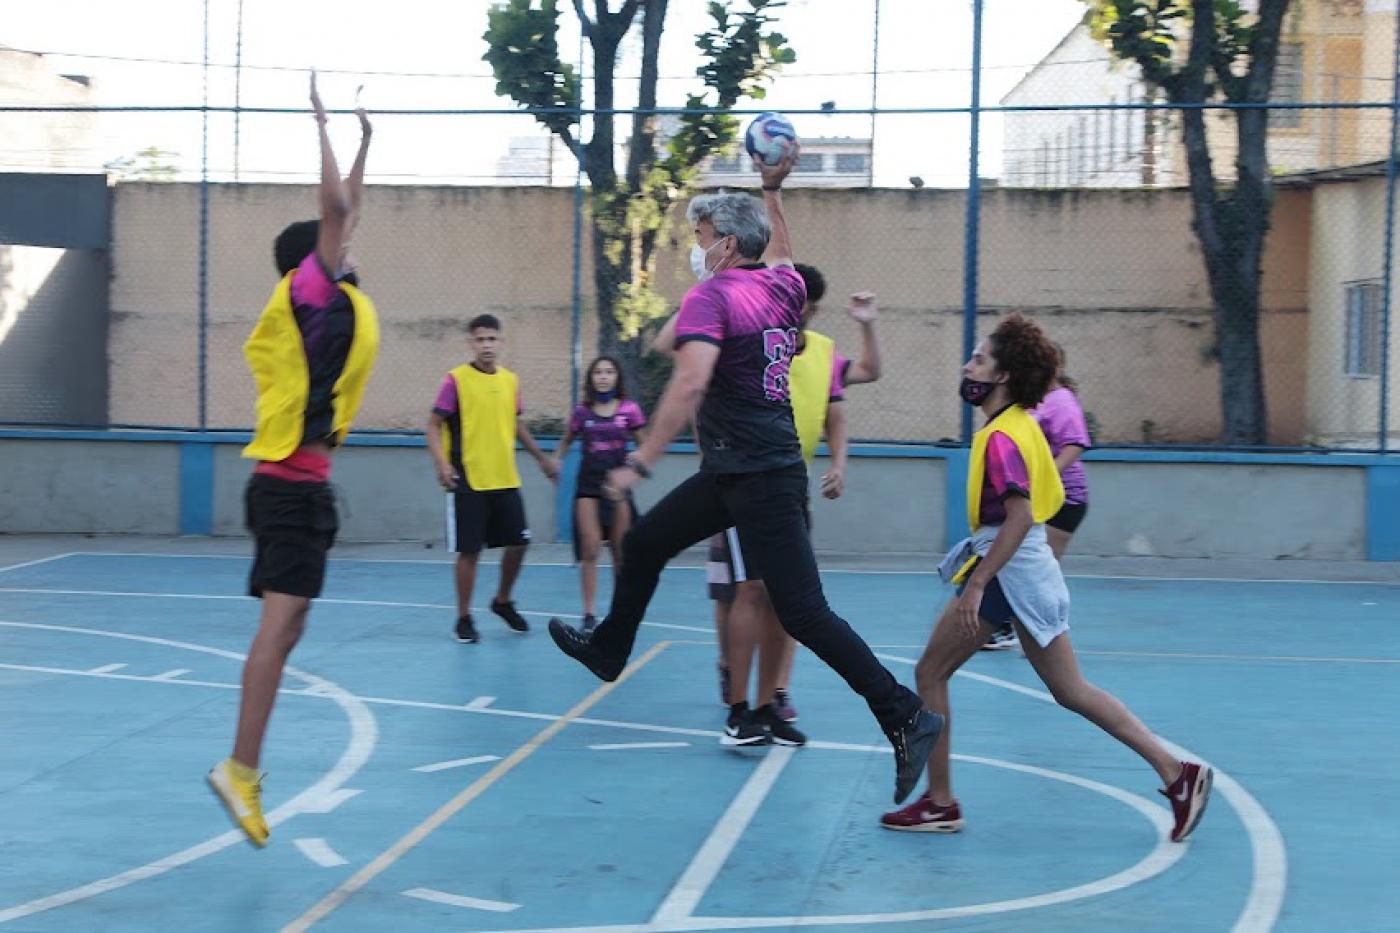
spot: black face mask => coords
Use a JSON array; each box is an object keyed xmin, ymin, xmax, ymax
[{"xmin": 959, "ymin": 377, "xmax": 997, "ymax": 406}]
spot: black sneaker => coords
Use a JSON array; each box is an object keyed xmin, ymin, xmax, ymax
[
  {"xmin": 491, "ymin": 599, "xmax": 530, "ymax": 633},
  {"xmin": 753, "ymin": 704, "xmax": 806, "ymax": 746},
  {"xmin": 581, "ymin": 613, "xmax": 598, "ymax": 634},
  {"xmin": 885, "ymin": 709, "xmax": 945, "ymax": 804},
  {"xmin": 720, "ymin": 702, "xmax": 770, "ymax": 747},
  {"xmin": 547, "ymin": 618, "xmax": 626, "ymax": 682},
  {"xmin": 453, "ymin": 615, "xmax": 479, "ymax": 644}
]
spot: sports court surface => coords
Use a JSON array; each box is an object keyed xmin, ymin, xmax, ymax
[{"xmin": 1, "ymin": 535, "xmax": 1397, "ymax": 932}]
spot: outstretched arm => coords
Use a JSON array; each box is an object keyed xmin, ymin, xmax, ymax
[
  {"xmin": 843, "ymin": 292, "xmax": 882, "ymax": 385},
  {"xmin": 754, "ymin": 142, "xmax": 800, "ymax": 268},
  {"xmin": 310, "ymin": 71, "xmax": 351, "ymax": 277},
  {"xmin": 343, "ymin": 94, "xmax": 373, "ymax": 247}
]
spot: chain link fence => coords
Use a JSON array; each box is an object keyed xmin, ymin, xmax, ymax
[{"xmin": 2, "ymin": 0, "xmax": 1398, "ymax": 450}]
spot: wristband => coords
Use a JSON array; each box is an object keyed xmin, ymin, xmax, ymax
[{"xmin": 624, "ymin": 454, "xmax": 652, "ymax": 478}]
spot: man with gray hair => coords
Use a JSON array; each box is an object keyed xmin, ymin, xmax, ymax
[{"xmin": 548, "ymin": 146, "xmax": 943, "ymax": 806}]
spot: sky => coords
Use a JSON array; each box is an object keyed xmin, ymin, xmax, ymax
[{"xmin": 2, "ymin": 0, "xmax": 1088, "ymax": 187}]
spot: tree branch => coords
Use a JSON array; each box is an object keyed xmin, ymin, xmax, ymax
[
  {"xmin": 626, "ymin": 0, "xmax": 667, "ymax": 193},
  {"xmin": 572, "ymin": 0, "xmax": 593, "ymax": 38}
]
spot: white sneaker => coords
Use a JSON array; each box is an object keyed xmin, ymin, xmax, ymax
[{"xmin": 979, "ymin": 626, "xmax": 1018, "ymax": 651}]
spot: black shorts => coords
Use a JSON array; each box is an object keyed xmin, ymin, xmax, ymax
[
  {"xmin": 245, "ymin": 474, "xmax": 338, "ymax": 600},
  {"xmin": 1046, "ymin": 501, "xmax": 1089, "ymax": 534},
  {"xmin": 706, "ymin": 506, "xmax": 812, "ymax": 602},
  {"xmin": 956, "ymin": 573, "xmax": 1016, "ymax": 625},
  {"xmin": 571, "ymin": 493, "xmax": 636, "ymax": 560},
  {"xmin": 447, "ymin": 485, "xmax": 530, "ymax": 554}
]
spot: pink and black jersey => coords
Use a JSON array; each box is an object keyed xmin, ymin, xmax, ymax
[
  {"xmin": 571, "ymin": 400, "xmax": 646, "ymax": 481},
  {"xmin": 674, "ymin": 264, "xmax": 806, "ymax": 473},
  {"xmin": 1032, "ymin": 386, "xmax": 1091, "ymax": 505}
]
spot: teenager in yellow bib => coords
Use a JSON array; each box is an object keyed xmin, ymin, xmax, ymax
[
  {"xmin": 208, "ymin": 73, "xmax": 377, "ymax": 848},
  {"xmin": 427, "ymin": 314, "xmax": 558, "ymax": 643},
  {"xmin": 881, "ymin": 314, "xmax": 1213, "ymax": 845}
]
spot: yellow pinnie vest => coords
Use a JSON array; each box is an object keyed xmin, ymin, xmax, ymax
[
  {"xmin": 789, "ymin": 330, "xmax": 836, "ymax": 465},
  {"xmin": 967, "ymin": 405, "xmax": 1064, "ymax": 532},
  {"xmin": 443, "ymin": 363, "xmax": 521, "ymax": 491},
  {"xmin": 242, "ymin": 272, "xmax": 380, "ymax": 461}
]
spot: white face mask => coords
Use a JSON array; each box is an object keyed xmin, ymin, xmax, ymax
[{"xmin": 690, "ymin": 238, "xmax": 728, "ymax": 282}]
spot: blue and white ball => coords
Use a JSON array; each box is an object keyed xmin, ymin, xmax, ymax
[{"xmin": 744, "ymin": 112, "xmax": 797, "ymax": 167}]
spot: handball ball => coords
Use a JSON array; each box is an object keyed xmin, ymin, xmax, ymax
[{"xmin": 744, "ymin": 112, "xmax": 797, "ymax": 166}]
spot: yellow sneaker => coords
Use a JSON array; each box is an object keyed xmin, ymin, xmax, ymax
[{"xmin": 207, "ymin": 757, "xmax": 269, "ymax": 847}]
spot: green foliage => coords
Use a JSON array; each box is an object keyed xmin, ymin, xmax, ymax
[
  {"xmin": 482, "ymin": 0, "xmax": 579, "ymax": 138},
  {"xmin": 1083, "ymin": 0, "xmax": 1260, "ymax": 101},
  {"xmin": 105, "ymin": 146, "xmax": 179, "ymax": 181}
]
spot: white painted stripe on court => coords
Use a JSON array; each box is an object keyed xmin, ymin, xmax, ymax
[
  {"xmin": 85, "ymin": 663, "xmax": 126, "ymax": 674},
  {"xmin": 150, "ymin": 668, "xmax": 191, "ymax": 681},
  {"xmin": 294, "ymin": 838, "xmax": 349, "ymax": 868},
  {"xmin": 402, "ymin": 887, "xmax": 520, "ymax": 912},
  {"xmin": 412, "ymin": 755, "xmax": 500, "ymax": 773},
  {"xmin": 464, "ymin": 695, "xmax": 496, "ymax": 710},
  {"xmin": 650, "ymin": 747, "xmax": 795, "ymax": 925},
  {"xmin": 0, "ymin": 553, "xmax": 77, "ymax": 575},
  {"xmin": 300, "ymin": 789, "xmax": 363, "ymax": 814},
  {"xmin": 0, "ymin": 621, "xmax": 378, "ymax": 927},
  {"xmin": 589, "ymin": 742, "xmax": 690, "ymax": 751},
  {"xmin": 877, "ymin": 653, "xmax": 1287, "ymax": 933}
]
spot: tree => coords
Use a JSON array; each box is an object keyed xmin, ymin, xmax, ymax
[
  {"xmin": 483, "ymin": 0, "xmax": 794, "ymax": 381},
  {"xmin": 1087, "ymin": 0, "xmax": 1292, "ymax": 445},
  {"xmin": 104, "ymin": 146, "xmax": 179, "ymax": 181}
]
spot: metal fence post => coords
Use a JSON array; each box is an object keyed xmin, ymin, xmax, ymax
[{"xmin": 959, "ymin": 0, "xmax": 985, "ymax": 444}]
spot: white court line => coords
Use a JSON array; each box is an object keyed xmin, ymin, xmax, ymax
[
  {"xmin": 412, "ymin": 755, "xmax": 500, "ymax": 773},
  {"xmin": 45, "ymin": 550, "xmax": 1400, "ymax": 585},
  {"xmin": 589, "ymin": 742, "xmax": 690, "ymax": 751},
  {"xmin": 401, "ymin": 887, "xmax": 520, "ymax": 912},
  {"xmin": 150, "ymin": 668, "xmax": 191, "ymax": 681},
  {"xmin": 874, "ymin": 646, "xmax": 1400, "ymax": 665},
  {"xmin": 0, "ymin": 621, "xmax": 378, "ymax": 927},
  {"xmin": 0, "ymin": 587, "xmax": 712, "ymax": 633},
  {"xmin": 877, "ymin": 652, "xmax": 1286, "ymax": 933},
  {"xmin": 651, "ymin": 747, "xmax": 795, "ymax": 925},
  {"xmin": 464, "ymin": 696, "xmax": 496, "ymax": 710},
  {"xmin": 85, "ymin": 663, "xmax": 126, "ymax": 674},
  {"xmin": 0, "ymin": 553, "xmax": 77, "ymax": 575},
  {"xmin": 293, "ymin": 838, "xmax": 349, "ymax": 868}
]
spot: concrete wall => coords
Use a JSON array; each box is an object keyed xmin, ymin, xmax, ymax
[
  {"xmin": 0, "ymin": 439, "xmax": 179, "ymax": 534},
  {"xmin": 1, "ymin": 435, "xmax": 1391, "ymax": 562},
  {"xmin": 105, "ymin": 183, "xmax": 1313, "ymax": 446}
]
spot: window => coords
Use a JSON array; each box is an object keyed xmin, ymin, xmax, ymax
[
  {"xmin": 793, "ymin": 152, "xmax": 825, "ymax": 173},
  {"xmin": 1271, "ymin": 42, "xmax": 1303, "ymax": 129},
  {"xmin": 834, "ymin": 152, "xmax": 869, "ymax": 174},
  {"xmin": 709, "ymin": 153, "xmax": 746, "ymax": 174},
  {"xmin": 1345, "ymin": 281, "xmax": 1383, "ymax": 378}
]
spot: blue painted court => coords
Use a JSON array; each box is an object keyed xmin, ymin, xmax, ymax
[{"xmin": 1, "ymin": 541, "xmax": 1397, "ymax": 931}]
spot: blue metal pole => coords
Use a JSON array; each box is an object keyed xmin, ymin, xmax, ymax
[
  {"xmin": 959, "ymin": 0, "xmax": 984, "ymax": 444},
  {"xmin": 1378, "ymin": 7, "xmax": 1400, "ymax": 453},
  {"xmin": 197, "ymin": 0, "xmax": 210, "ymax": 431}
]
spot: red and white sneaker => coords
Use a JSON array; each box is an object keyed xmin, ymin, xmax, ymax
[
  {"xmin": 880, "ymin": 793, "xmax": 965, "ymax": 833},
  {"xmin": 1161, "ymin": 761, "xmax": 1213, "ymax": 842}
]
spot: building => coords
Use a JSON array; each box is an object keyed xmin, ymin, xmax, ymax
[
  {"xmin": 0, "ymin": 46, "xmax": 99, "ymax": 174},
  {"xmin": 999, "ymin": 1, "xmax": 1394, "ymax": 188},
  {"xmin": 701, "ymin": 136, "xmax": 873, "ymax": 188}
]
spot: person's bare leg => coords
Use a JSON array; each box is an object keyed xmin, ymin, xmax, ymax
[
  {"xmin": 496, "ymin": 544, "xmax": 527, "ymax": 603},
  {"xmin": 233, "ymin": 592, "xmax": 310, "ymax": 769},
  {"xmin": 454, "ymin": 552, "xmax": 479, "ymax": 618},
  {"xmin": 576, "ymin": 499, "xmax": 603, "ymax": 615},
  {"xmin": 724, "ymin": 581, "xmax": 768, "ymax": 706},
  {"xmin": 1016, "ymin": 622, "xmax": 1180, "ymax": 785},
  {"xmin": 754, "ymin": 596, "xmax": 786, "ymax": 708},
  {"xmin": 1046, "ymin": 526, "xmax": 1073, "ymax": 561},
  {"xmin": 609, "ymin": 499, "xmax": 633, "ymax": 573},
  {"xmin": 775, "ymin": 629, "xmax": 799, "ymax": 695},
  {"xmin": 914, "ymin": 602, "xmax": 993, "ymax": 805}
]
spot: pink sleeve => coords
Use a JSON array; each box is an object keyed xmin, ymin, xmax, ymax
[
  {"xmin": 675, "ymin": 287, "xmax": 725, "ymax": 345},
  {"xmin": 985, "ymin": 432, "xmax": 1030, "ymax": 500},
  {"xmin": 432, "ymin": 375, "xmax": 458, "ymax": 414},
  {"xmin": 1057, "ymin": 393, "xmax": 1092, "ymax": 448},
  {"xmin": 625, "ymin": 400, "xmax": 647, "ymax": 429},
  {"xmin": 289, "ymin": 253, "xmax": 339, "ymax": 309},
  {"xmin": 569, "ymin": 405, "xmax": 586, "ymax": 433},
  {"xmin": 829, "ymin": 352, "xmax": 849, "ymax": 401}
]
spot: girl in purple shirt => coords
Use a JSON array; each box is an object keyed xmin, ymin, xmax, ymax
[{"xmin": 551, "ymin": 357, "xmax": 647, "ymax": 630}]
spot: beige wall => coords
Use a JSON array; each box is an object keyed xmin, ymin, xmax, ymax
[
  {"xmin": 1305, "ymin": 174, "xmax": 1400, "ymax": 447},
  {"xmin": 109, "ymin": 183, "xmax": 1313, "ymax": 444}
]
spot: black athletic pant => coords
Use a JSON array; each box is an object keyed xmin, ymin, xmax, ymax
[{"xmin": 591, "ymin": 463, "xmax": 920, "ymax": 725}]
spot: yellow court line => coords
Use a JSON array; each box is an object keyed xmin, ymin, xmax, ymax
[{"xmin": 282, "ymin": 640, "xmax": 673, "ymax": 932}]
